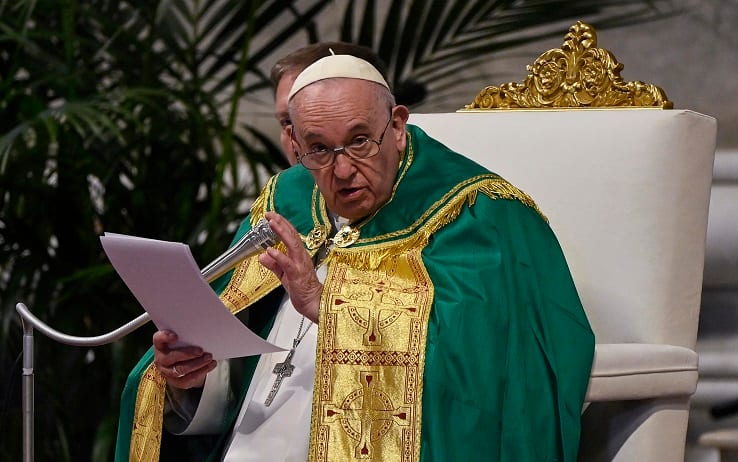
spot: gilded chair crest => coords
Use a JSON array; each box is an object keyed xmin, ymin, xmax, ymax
[{"xmin": 463, "ymin": 21, "xmax": 672, "ymax": 110}]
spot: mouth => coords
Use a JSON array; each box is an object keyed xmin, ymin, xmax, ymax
[{"xmin": 338, "ymin": 186, "xmax": 364, "ymax": 199}]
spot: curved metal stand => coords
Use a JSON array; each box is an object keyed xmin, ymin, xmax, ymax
[
  {"xmin": 14, "ymin": 218, "xmax": 279, "ymax": 461},
  {"xmin": 15, "ymin": 303, "xmax": 151, "ymax": 462}
]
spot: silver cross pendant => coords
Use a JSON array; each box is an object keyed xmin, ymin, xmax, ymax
[{"xmin": 264, "ymin": 347, "xmax": 296, "ymax": 406}]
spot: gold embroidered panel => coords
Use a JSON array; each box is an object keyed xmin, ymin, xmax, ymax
[
  {"xmin": 462, "ymin": 21, "xmax": 672, "ymax": 110},
  {"xmin": 130, "ymin": 366, "xmax": 166, "ymax": 462},
  {"xmin": 310, "ymin": 249, "xmax": 433, "ymax": 462}
]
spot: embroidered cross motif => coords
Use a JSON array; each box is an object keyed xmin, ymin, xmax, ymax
[
  {"xmin": 323, "ymin": 371, "xmax": 412, "ymax": 459},
  {"xmin": 334, "ymin": 280, "xmax": 420, "ymax": 346}
]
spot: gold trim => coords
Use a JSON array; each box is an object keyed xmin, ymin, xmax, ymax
[
  {"xmin": 462, "ymin": 21, "xmax": 672, "ymax": 110},
  {"xmin": 249, "ymin": 174, "xmax": 275, "ymax": 226},
  {"xmin": 321, "ymin": 176, "xmax": 543, "ymax": 271},
  {"xmin": 129, "ymin": 365, "xmax": 166, "ymax": 462}
]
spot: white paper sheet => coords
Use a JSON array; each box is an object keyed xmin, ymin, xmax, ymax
[{"xmin": 100, "ymin": 233, "xmax": 284, "ymax": 359}]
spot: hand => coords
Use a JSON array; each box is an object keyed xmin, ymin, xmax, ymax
[
  {"xmin": 153, "ymin": 330, "xmax": 216, "ymax": 389},
  {"xmin": 258, "ymin": 211, "xmax": 322, "ymax": 323}
]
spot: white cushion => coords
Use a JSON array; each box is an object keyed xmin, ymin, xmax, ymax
[{"xmin": 586, "ymin": 343, "xmax": 698, "ymax": 401}]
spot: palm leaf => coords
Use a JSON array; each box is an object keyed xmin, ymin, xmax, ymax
[{"xmin": 340, "ymin": 0, "xmax": 680, "ymax": 107}]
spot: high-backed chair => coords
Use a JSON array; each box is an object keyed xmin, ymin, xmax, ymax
[{"xmin": 409, "ymin": 21, "xmax": 717, "ymax": 462}]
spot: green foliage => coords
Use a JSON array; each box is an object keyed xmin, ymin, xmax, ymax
[
  {"xmin": 0, "ymin": 0, "xmax": 680, "ymax": 460},
  {"xmin": 0, "ymin": 1, "xmax": 328, "ymax": 460}
]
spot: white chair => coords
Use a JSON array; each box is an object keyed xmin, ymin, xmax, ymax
[{"xmin": 409, "ymin": 21, "xmax": 717, "ymax": 462}]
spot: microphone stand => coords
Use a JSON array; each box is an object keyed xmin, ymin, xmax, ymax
[{"xmin": 15, "ymin": 219, "xmax": 277, "ymax": 462}]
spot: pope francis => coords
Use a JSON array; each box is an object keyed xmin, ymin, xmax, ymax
[{"xmin": 115, "ymin": 50, "xmax": 594, "ymax": 462}]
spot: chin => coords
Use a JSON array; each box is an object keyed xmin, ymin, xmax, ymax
[{"xmin": 331, "ymin": 198, "xmax": 372, "ymax": 221}]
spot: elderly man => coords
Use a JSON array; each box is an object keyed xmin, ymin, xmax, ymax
[
  {"xmin": 116, "ymin": 51, "xmax": 594, "ymax": 462},
  {"xmin": 270, "ymin": 42, "xmax": 388, "ymax": 165}
]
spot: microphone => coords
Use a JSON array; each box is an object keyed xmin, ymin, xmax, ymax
[{"xmin": 200, "ymin": 218, "xmax": 279, "ymax": 282}]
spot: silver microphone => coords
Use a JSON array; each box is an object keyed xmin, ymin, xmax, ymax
[{"xmin": 200, "ymin": 218, "xmax": 279, "ymax": 282}]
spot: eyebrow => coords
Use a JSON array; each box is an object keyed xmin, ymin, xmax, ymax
[{"xmin": 300, "ymin": 120, "xmax": 374, "ymax": 142}]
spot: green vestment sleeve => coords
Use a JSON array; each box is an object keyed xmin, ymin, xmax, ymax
[{"xmin": 420, "ymin": 195, "xmax": 594, "ymax": 461}]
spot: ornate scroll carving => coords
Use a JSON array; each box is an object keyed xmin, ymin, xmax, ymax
[{"xmin": 463, "ymin": 21, "xmax": 672, "ymax": 110}]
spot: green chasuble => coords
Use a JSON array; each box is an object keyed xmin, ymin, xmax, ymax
[{"xmin": 115, "ymin": 124, "xmax": 594, "ymax": 462}]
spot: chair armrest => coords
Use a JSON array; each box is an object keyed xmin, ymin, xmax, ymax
[{"xmin": 586, "ymin": 343, "xmax": 698, "ymax": 401}]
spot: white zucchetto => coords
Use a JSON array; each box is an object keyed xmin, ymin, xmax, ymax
[{"xmin": 288, "ymin": 51, "xmax": 389, "ymax": 100}]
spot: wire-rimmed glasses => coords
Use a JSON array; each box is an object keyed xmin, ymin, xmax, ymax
[{"xmin": 293, "ymin": 115, "xmax": 393, "ymax": 170}]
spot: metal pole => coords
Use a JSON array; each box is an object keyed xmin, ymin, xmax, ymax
[{"xmin": 21, "ymin": 316, "xmax": 34, "ymax": 462}]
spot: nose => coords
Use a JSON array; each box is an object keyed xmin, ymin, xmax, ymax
[{"xmin": 331, "ymin": 149, "xmax": 356, "ymax": 178}]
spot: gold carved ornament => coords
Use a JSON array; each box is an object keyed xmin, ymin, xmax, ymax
[{"xmin": 463, "ymin": 21, "xmax": 672, "ymax": 110}]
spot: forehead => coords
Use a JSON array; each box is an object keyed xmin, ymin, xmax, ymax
[
  {"xmin": 290, "ymin": 79, "xmax": 382, "ymax": 127},
  {"xmin": 275, "ymin": 71, "xmax": 299, "ymax": 109}
]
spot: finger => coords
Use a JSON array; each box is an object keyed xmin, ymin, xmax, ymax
[
  {"xmin": 264, "ymin": 246, "xmax": 291, "ymax": 268},
  {"xmin": 172, "ymin": 353, "xmax": 214, "ymax": 377},
  {"xmin": 167, "ymin": 360, "xmax": 218, "ymax": 389},
  {"xmin": 152, "ymin": 330, "xmax": 177, "ymax": 351},
  {"xmin": 265, "ymin": 213, "xmax": 304, "ymax": 252},
  {"xmin": 152, "ymin": 330, "xmax": 202, "ymax": 355},
  {"xmin": 157, "ymin": 346, "xmax": 206, "ymax": 368},
  {"xmin": 153, "ymin": 330, "xmax": 207, "ymax": 371},
  {"xmin": 157, "ymin": 355, "xmax": 212, "ymax": 380},
  {"xmin": 258, "ymin": 248, "xmax": 282, "ymax": 276}
]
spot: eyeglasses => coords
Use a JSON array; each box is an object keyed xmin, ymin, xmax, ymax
[{"xmin": 293, "ymin": 115, "xmax": 393, "ymax": 170}]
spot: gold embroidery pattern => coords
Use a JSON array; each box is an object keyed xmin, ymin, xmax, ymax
[
  {"xmin": 219, "ymin": 253, "xmax": 280, "ymax": 314},
  {"xmin": 248, "ymin": 174, "xmax": 275, "ymax": 227},
  {"xmin": 129, "ymin": 365, "xmax": 166, "ymax": 461},
  {"xmin": 310, "ymin": 249, "xmax": 432, "ymax": 462}
]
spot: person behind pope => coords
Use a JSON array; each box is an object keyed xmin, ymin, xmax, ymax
[{"xmin": 115, "ymin": 47, "xmax": 595, "ymax": 462}]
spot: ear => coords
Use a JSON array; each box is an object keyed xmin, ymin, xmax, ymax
[{"xmin": 390, "ymin": 105, "xmax": 410, "ymax": 152}]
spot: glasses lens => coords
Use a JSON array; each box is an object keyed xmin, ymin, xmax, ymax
[
  {"xmin": 345, "ymin": 140, "xmax": 380, "ymax": 160},
  {"xmin": 301, "ymin": 151, "xmax": 333, "ymax": 170}
]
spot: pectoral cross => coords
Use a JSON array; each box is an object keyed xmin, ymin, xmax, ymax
[{"xmin": 264, "ymin": 341, "xmax": 298, "ymax": 406}]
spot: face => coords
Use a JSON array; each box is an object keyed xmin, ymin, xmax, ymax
[
  {"xmin": 290, "ymin": 79, "xmax": 409, "ymax": 221},
  {"xmin": 274, "ymin": 70, "xmax": 299, "ymax": 165}
]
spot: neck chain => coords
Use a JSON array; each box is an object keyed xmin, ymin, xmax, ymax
[
  {"xmin": 292, "ymin": 315, "xmax": 312, "ymax": 348},
  {"xmin": 265, "ymin": 316, "xmax": 313, "ymax": 406}
]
